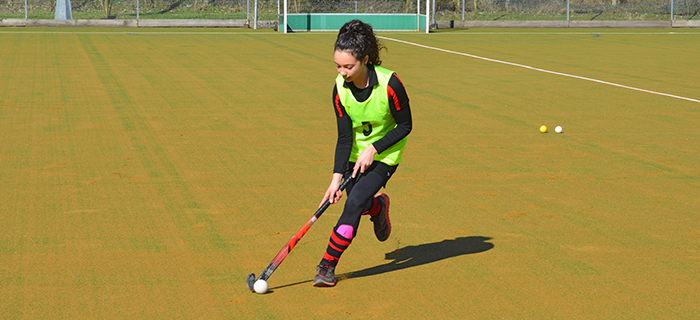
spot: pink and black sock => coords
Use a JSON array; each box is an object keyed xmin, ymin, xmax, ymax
[
  {"xmin": 361, "ymin": 197, "xmax": 381, "ymax": 217},
  {"xmin": 322, "ymin": 225, "xmax": 353, "ymax": 266}
]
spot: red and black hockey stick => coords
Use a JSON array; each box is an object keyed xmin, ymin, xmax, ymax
[{"xmin": 247, "ymin": 177, "xmax": 352, "ymax": 292}]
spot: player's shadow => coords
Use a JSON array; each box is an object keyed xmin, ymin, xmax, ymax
[
  {"xmin": 271, "ymin": 236, "xmax": 493, "ymax": 289},
  {"xmin": 338, "ymin": 236, "xmax": 494, "ymax": 281}
]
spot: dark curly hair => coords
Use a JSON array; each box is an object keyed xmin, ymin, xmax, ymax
[{"xmin": 334, "ymin": 20, "xmax": 386, "ymax": 66}]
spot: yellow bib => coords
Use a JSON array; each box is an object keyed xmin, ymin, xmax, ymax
[{"xmin": 335, "ymin": 66, "xmax": 407, "ymax": 166}]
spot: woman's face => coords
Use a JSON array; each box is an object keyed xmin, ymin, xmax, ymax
[{"xmin": 334, "ymin": 50, "xmax": 368, "ymax": 85}]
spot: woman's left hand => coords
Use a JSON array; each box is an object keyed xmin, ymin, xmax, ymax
[{"xmin": 352, "ymin": 144, "xmax": 377, "ymax": 178}]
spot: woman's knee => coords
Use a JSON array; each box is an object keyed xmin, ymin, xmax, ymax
[{"xmin": 344, "ymin": 194, "xmax": 368, "ymax": 212}]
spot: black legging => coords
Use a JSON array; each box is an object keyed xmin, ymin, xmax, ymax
[{"xmin": 336, "ymin": 161, "xmax": 397, "ymax": 237}]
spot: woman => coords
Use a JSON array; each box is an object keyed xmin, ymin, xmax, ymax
[{"xmin": 314, "ymin": 19, "xmax": 413, "ymax": 287}]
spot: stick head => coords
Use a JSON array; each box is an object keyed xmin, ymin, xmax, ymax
[{"xmin": 246, "ymin": 273, "xmax": 256, "ymax": 292}]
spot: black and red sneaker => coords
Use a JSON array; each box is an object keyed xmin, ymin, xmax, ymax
[
  {"xmin": 313, "ymin": 261, "xmax": 337, "ymax": 287},
  {"xmin": 371, "ymin": 193, "xmax": 391, "ymax": 242}
]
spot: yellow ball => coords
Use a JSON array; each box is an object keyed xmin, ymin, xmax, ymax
[{"xmin": 539, "ymin": 125, "xmax": 548, "ymax": 133}]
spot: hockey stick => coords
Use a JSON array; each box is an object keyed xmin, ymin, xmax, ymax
[{"xmin": 247, "ymin": 177, "xmax": 352, "ymax": 291}]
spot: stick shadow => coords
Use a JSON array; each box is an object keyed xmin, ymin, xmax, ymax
[{"xmin": 271, "ymin": 236, "xmax": 493, "ymax": 290}]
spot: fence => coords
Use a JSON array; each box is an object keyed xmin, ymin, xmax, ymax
[
  {"xmin": 0, "ymin": 0, "xmax": 278, "ymax": 20},
  {"xmin": 438, "ymin": 0, "xmax": 699, "ymax": 20},
  {"xmin": 1, "ymin": 0, "xmax": 698, "ymax": 22}
]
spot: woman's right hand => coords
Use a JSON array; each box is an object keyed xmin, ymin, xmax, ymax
[{"xmin": 319, "ymin": 173, "xmax": 344, "ymax": 207}]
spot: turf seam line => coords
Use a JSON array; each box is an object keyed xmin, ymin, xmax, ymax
[{"xmin": 379, "ymin": 36, "xmax": 700, "ymax": 104}]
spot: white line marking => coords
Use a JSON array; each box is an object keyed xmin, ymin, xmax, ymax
[
  {"xmin": 379, "ymin": 36, "xmax": 700, "ymax": 104},
  {"xmin": 424, "ymin": 32, "xmax": 700, "ymax": 35}
]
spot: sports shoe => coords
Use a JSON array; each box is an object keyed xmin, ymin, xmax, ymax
[
  {"xmin": 313, "ymin": 261, "xmax": 337, "ymax": 287},
  {"xmin": 370, "ymin": 193, "xmax": 391, "ymax": 242}
]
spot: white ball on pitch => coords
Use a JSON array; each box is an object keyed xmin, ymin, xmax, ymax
[
  {"xmin": 254, "ymin": 279, "xmax": 268, "ymax": 294},
  {"xmin": 555, "ymin": 126, "xmax": 563, "ymax": 133}
]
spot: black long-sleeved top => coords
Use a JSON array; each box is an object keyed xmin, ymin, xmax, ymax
[{"xmin": 332, "ymin": 65, "xmax": 413, "ymax": 174}]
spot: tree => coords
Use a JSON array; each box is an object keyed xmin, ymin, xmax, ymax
[{"xmin": 102, "ymin": 0, "xmax": 113, "ymax": 18}]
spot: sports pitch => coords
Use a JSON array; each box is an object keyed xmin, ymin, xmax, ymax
[{"xmin": 1, "ymin": 28, "xmax": 699, "ymax": 319}]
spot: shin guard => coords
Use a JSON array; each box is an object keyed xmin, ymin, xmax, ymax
[{"xmin": 322, "ymin": 226, "xmax": 353, "ymax": 266}]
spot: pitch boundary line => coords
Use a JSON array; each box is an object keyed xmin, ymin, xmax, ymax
[
  {"xmin": 425, "ymin": 32, "xmax": 700, "ymax": 35},
  {"xmin": 379, "ymin": 36, "xmax": 700, "ymax": 104}
]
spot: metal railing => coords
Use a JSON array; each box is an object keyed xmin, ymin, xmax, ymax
[{"xmin": 1, "ymin": 0, "xmax": 698, "ymax": 21}]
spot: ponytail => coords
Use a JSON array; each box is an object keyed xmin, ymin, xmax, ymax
[{"xmin": 335, "ymin": 19, "xmax": 386, "ymax": 66}]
